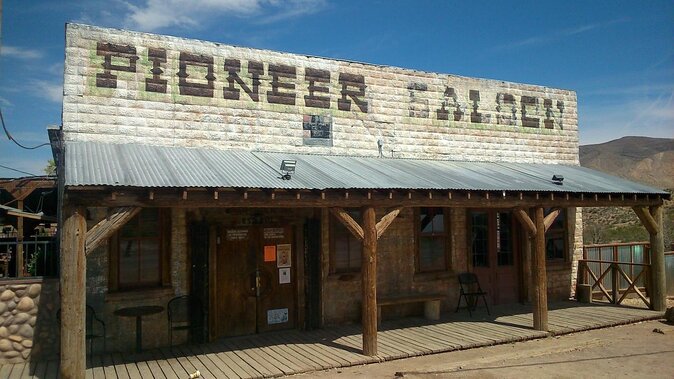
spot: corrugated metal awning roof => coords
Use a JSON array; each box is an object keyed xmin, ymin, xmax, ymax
[{"xmin": 64, "ymin": 141, "xmax": 669, "ymax": 196}]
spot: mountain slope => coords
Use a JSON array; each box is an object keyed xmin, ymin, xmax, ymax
[
  {"xmin": 580, "ymin": 136, "xmax": 673, "ymax": 246},
  {"xmin": 580, "ymin": 136, "xmax": 674, "ymax": 189}
]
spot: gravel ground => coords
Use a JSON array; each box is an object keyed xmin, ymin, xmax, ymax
[{"xmin": 298, "ymin": 317, "xmax": 674, "ymax": 379}]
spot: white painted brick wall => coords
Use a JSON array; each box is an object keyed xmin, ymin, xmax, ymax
[{"xmin": 62, "ymin": 24, "xmax": 579, "ymax": 165}]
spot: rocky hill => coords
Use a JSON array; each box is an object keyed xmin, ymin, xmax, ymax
[
  {"xmin": 580, "ymin": 136, "xmax": 674, "ymax": 190},
  {"xmin": 580, "ymin": 136, "xmax": 673, "ymax": 246}
]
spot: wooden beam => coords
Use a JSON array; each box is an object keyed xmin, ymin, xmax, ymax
[
  {"xmin": 648, "ymin": 205, "xmax": 666, "ymax": 311},
  {"xmin": 532, "ymin": 207, "xmax": 548, "ymax": 331},
  {"xmin": 513, "ymin": 208, "xmax": 536, "ymax": 236},
  {"xmin": 60, "ymin": 207, "xmax": 87, "ymax": 378},
  {"xmin": 67, "ymin": 188, "xmax": 667, "ymax": 208},
  {"xmin": 361, "ymin": 206, "xmax": 377, "ymax": 356},
  {"xmin": 375, "ymin": 207, "xmax": 403, "ymax": 240},
  {"xmin": 85, "ymin": 207, "xmax": 142, "ymax": 254},
  {"xmin": 632, "ymin": 206, "xmax": 659, "ymax": 235},
  {"xmin": 543, "ymin": 208, "xmax": 561, "ymax": 233},
  {"xmin": 521, "ymin": 228, "xmax": 532, "ymax": 303},
  {"xmin": 0, "ymin": 178, "xmax": 56, "ymax": 201},
  {"xmin": 329, "ymin": 207, "xmax": 364, "ymax": 241},
  {"xmin": 16, "ymin": 200, "xmax": 24, "ymax": 278},
  {"xmin": 1, "ymin": 204, "xmax": 57, "ymax": 222}
]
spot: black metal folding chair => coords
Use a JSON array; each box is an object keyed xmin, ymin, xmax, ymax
[
  {"xmin": 57, "ymin": 305, "xmax": 106, "ymax": 362},
  {"xmin": 167, "ymin": 295, "xmax": 204, "ymax": 346},
  {"xmin": 455, "ymin": 272, "xmax": 490, "ymax": 317}
]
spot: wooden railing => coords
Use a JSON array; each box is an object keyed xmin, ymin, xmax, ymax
[
  {"xmin": 0, "ymin": 238, "xmax": 58, "ymax": 278},
  {"xmin": 580, "ymin": 241, "xmax": 655, "ymax": 308},
  {"xmin": 583, "ymin": 241, "xmax": 650, "ymax": 263},
  {"xmin": 577, "ymin": 259, "xmax": 651, "ymax": 308}
]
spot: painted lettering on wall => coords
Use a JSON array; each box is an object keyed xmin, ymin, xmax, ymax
[
  {"xmin": 94, "ymin": 42, "xmax": 565, "ymax": 129},
  {"xmin": 94, "ymin": 42, "xmax": 369, "ymax": 113}
]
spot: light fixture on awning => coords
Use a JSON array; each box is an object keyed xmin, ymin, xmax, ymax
[
  {"xmin": 552, "ymin": 174, "xmax": 564, "ymax": 185},
  {"xmin": 280, "ymin": 160, "xmax": 296, "ymax": 180}
]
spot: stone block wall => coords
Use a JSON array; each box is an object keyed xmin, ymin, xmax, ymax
[
  {"xmin": 545, "ymin": 208, "xmax": 582, "ymax": 300},
  {"xmin": 0, "ymin": 278, "xmax": 59, "ymax": 363},
  {"xmin": 321, "ymin": 208, "xmax": 468, "ymax": 326},
  {"xmin": 84, "ymin": 207, "xmax": 189, "ymax": 353},
  {"xmin": 63, "ymin": 24, "xmax": 578, "ymax": 165}
]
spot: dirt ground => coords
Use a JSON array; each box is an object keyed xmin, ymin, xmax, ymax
[{"xmin": 297, "ymin": 319, "xmax": 674, "ymax": 378}]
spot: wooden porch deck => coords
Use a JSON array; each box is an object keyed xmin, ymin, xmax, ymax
[{"xmin": 2, "ymin": 301, "xmax": 663, "ymax": 379}]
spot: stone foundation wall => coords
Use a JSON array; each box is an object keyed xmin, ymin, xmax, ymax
[{"xmin": 0, "ymin": 278, "xmax": 59, "ymax": 363}]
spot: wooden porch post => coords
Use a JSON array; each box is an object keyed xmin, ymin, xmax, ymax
[
  {"xmin": 362, "ymin": 206, "xmax": 377, "ymax": 356},
  {"xmin": 633, "ymin": 205, "xmax": 666, "ymax": 311},
  {"xmin": 522, "ymin": 221, "xmax": 532, "ymax": 303},
  {"xmin": 532, "ymin": 207, "xmax": 548, "ymax": 331},
  {"xmin": 648, "ymin": 205, "xmax": 666, "ymax": 311},
  {"xmin": 16, "ymin": 200, "xmax": 24, "ymax": 277},
  {"xmin": 60, "ymin": 207, "xmax": 87, "ymax": 379},
  {"xmin": 331, "ymin": 206, "xmax": 401, "ymax": 356}
]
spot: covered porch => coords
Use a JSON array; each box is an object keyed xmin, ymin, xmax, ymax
[
  {"xmin": 8, "ymin": 301, "xmax": 664, "ymax": 378},
  {"xmin": 55, "ymin": 142, "xmax": 671, "ymax": 378}
]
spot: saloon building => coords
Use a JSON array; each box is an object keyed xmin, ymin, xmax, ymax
[{"xmin": 55, "ymin": 24, "xmax": 669, "ymax": 376}]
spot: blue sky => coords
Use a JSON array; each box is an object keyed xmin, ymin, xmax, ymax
[{"xmin": 0, "ymin": 0, "xmax": 672, "ymax": 178}]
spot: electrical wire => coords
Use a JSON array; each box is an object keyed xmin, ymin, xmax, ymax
[
  {"xmin": 0, "ymin": 163, "xmax": 37, "ymax": 177},
  {"xmin": 0, "ymin": 107, "xmax": 50, "ymax": 150}
]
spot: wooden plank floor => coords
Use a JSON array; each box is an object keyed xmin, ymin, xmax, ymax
[{"xmin": 7, "ymin": 301, "xmax": 662, "ymax": 379}]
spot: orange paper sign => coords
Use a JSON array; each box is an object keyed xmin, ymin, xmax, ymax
[{"xmin": 264, "ymin": 245, "xmax": 276, "ymax": 262}]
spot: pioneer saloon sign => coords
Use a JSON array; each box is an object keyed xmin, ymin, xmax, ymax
[{"xmin": 92, "ymin": 41, "xmax": 565, "ymax": 129}]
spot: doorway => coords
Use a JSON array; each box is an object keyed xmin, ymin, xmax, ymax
[
  {"xmin": 214, "ymin": 225, "xmax": 296, "ymax": 338},
  {"xmin": 189, "ymin": 221, "xmax": 209, "ymax": 342},
  {"xmin": 469, "ymin": 210, "xmax": 520, "ymax": 305}
]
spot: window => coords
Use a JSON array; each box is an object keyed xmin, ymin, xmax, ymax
[
  {"xmin": 110, "ymin": 208, "xmax": 170, "ymax": 291},
  {"xmin": 470, "ymin": 211, "xmax": 514, "ymax": 267},
  {"xmin": 470, "ymin": 211, "xmax": 489, "ymax": 267},
  {"xmin": 546, "ymin": 208, "xmax": 567, "ymax": 261},
  {"xmin": 330, "ymin": 210, "xmax": 362, "ymax": 273},
  {"xmin": 416, "ymin": 207, "xmax": 449, "ymax": 273},
  {"xmin": 496, "ymin": 212, "xmax": 513, "ymax": 266}
]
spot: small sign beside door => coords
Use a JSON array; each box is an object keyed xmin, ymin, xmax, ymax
[
  {"xmin": 276, "ymin": 244, "xmax": 291, "ymax": 267},
  {"xmin": 267, "ymin": 308, "xmax": 288, "ymax": 324},
  {"xmin": 263, "ymin": 227, "xmax": 285, "ymax": 239},
  {"xmin": 226, "ymin": 229, "xmax": 248, "ymax": 241},
  {"xmin": 263, "ymin": 245, "xmax": 276, "ymax": 262},
  {"xmin": 279, "ymin": 268, "xmax": 290, "ymax": 284}
]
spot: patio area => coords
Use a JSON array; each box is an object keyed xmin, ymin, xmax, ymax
[{"xmin": 2, "ymin": 301, "xmax": 663, "ymax": 379}]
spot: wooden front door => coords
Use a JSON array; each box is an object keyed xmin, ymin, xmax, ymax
[
  {"xmin": 215, "ymin": 225, "xmax": 296, "ymax": 338},
  {"xmin": 469, "ymin": 210, "xmax": 520, "ymax": 305}
]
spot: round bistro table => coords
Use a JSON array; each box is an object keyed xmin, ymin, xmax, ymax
[{"xmin": 114, "ymin": 305, "xmax": 164, "ymax": 353}]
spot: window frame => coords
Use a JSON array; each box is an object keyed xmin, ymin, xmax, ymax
[
  {"xmin": 545, "ymin": 208, "xmax": 568, "ymax": 262},
  {"xmin": 469, "ymin": 210, "xmax": 490, "ymax": 268},
  {"xmin": 329, "ymin": 209, "xmax": 362, "ymax": 274},
  {"xmin": 108, "ymin": 208, "xmax": 171, "ymax": 292},
  {"xmin": 468, "ymin": 209, "xmax": 517, "ymax": 268},
  {"xmin": 415, "ymin": 207, "xmax": 451, "ymax": 273}
]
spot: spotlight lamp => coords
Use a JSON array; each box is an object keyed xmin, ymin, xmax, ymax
[{"xmin": 280, "ymin": 160, "xmax": 297, "ymax": 180}]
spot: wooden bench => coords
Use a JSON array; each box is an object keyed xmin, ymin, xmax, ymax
[{"xmin": 376, "ymin": 293, "xmax": 446, "ymax": 327}]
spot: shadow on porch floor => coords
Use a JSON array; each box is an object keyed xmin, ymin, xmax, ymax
[{"xmin": 2, "ymin": 301, "xmax": 663, "ymax": 379}]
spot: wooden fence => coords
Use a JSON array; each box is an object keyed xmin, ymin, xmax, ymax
[{"xmin": 579, "ymin": 242, "xmax": 651, "ymax": 308}]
